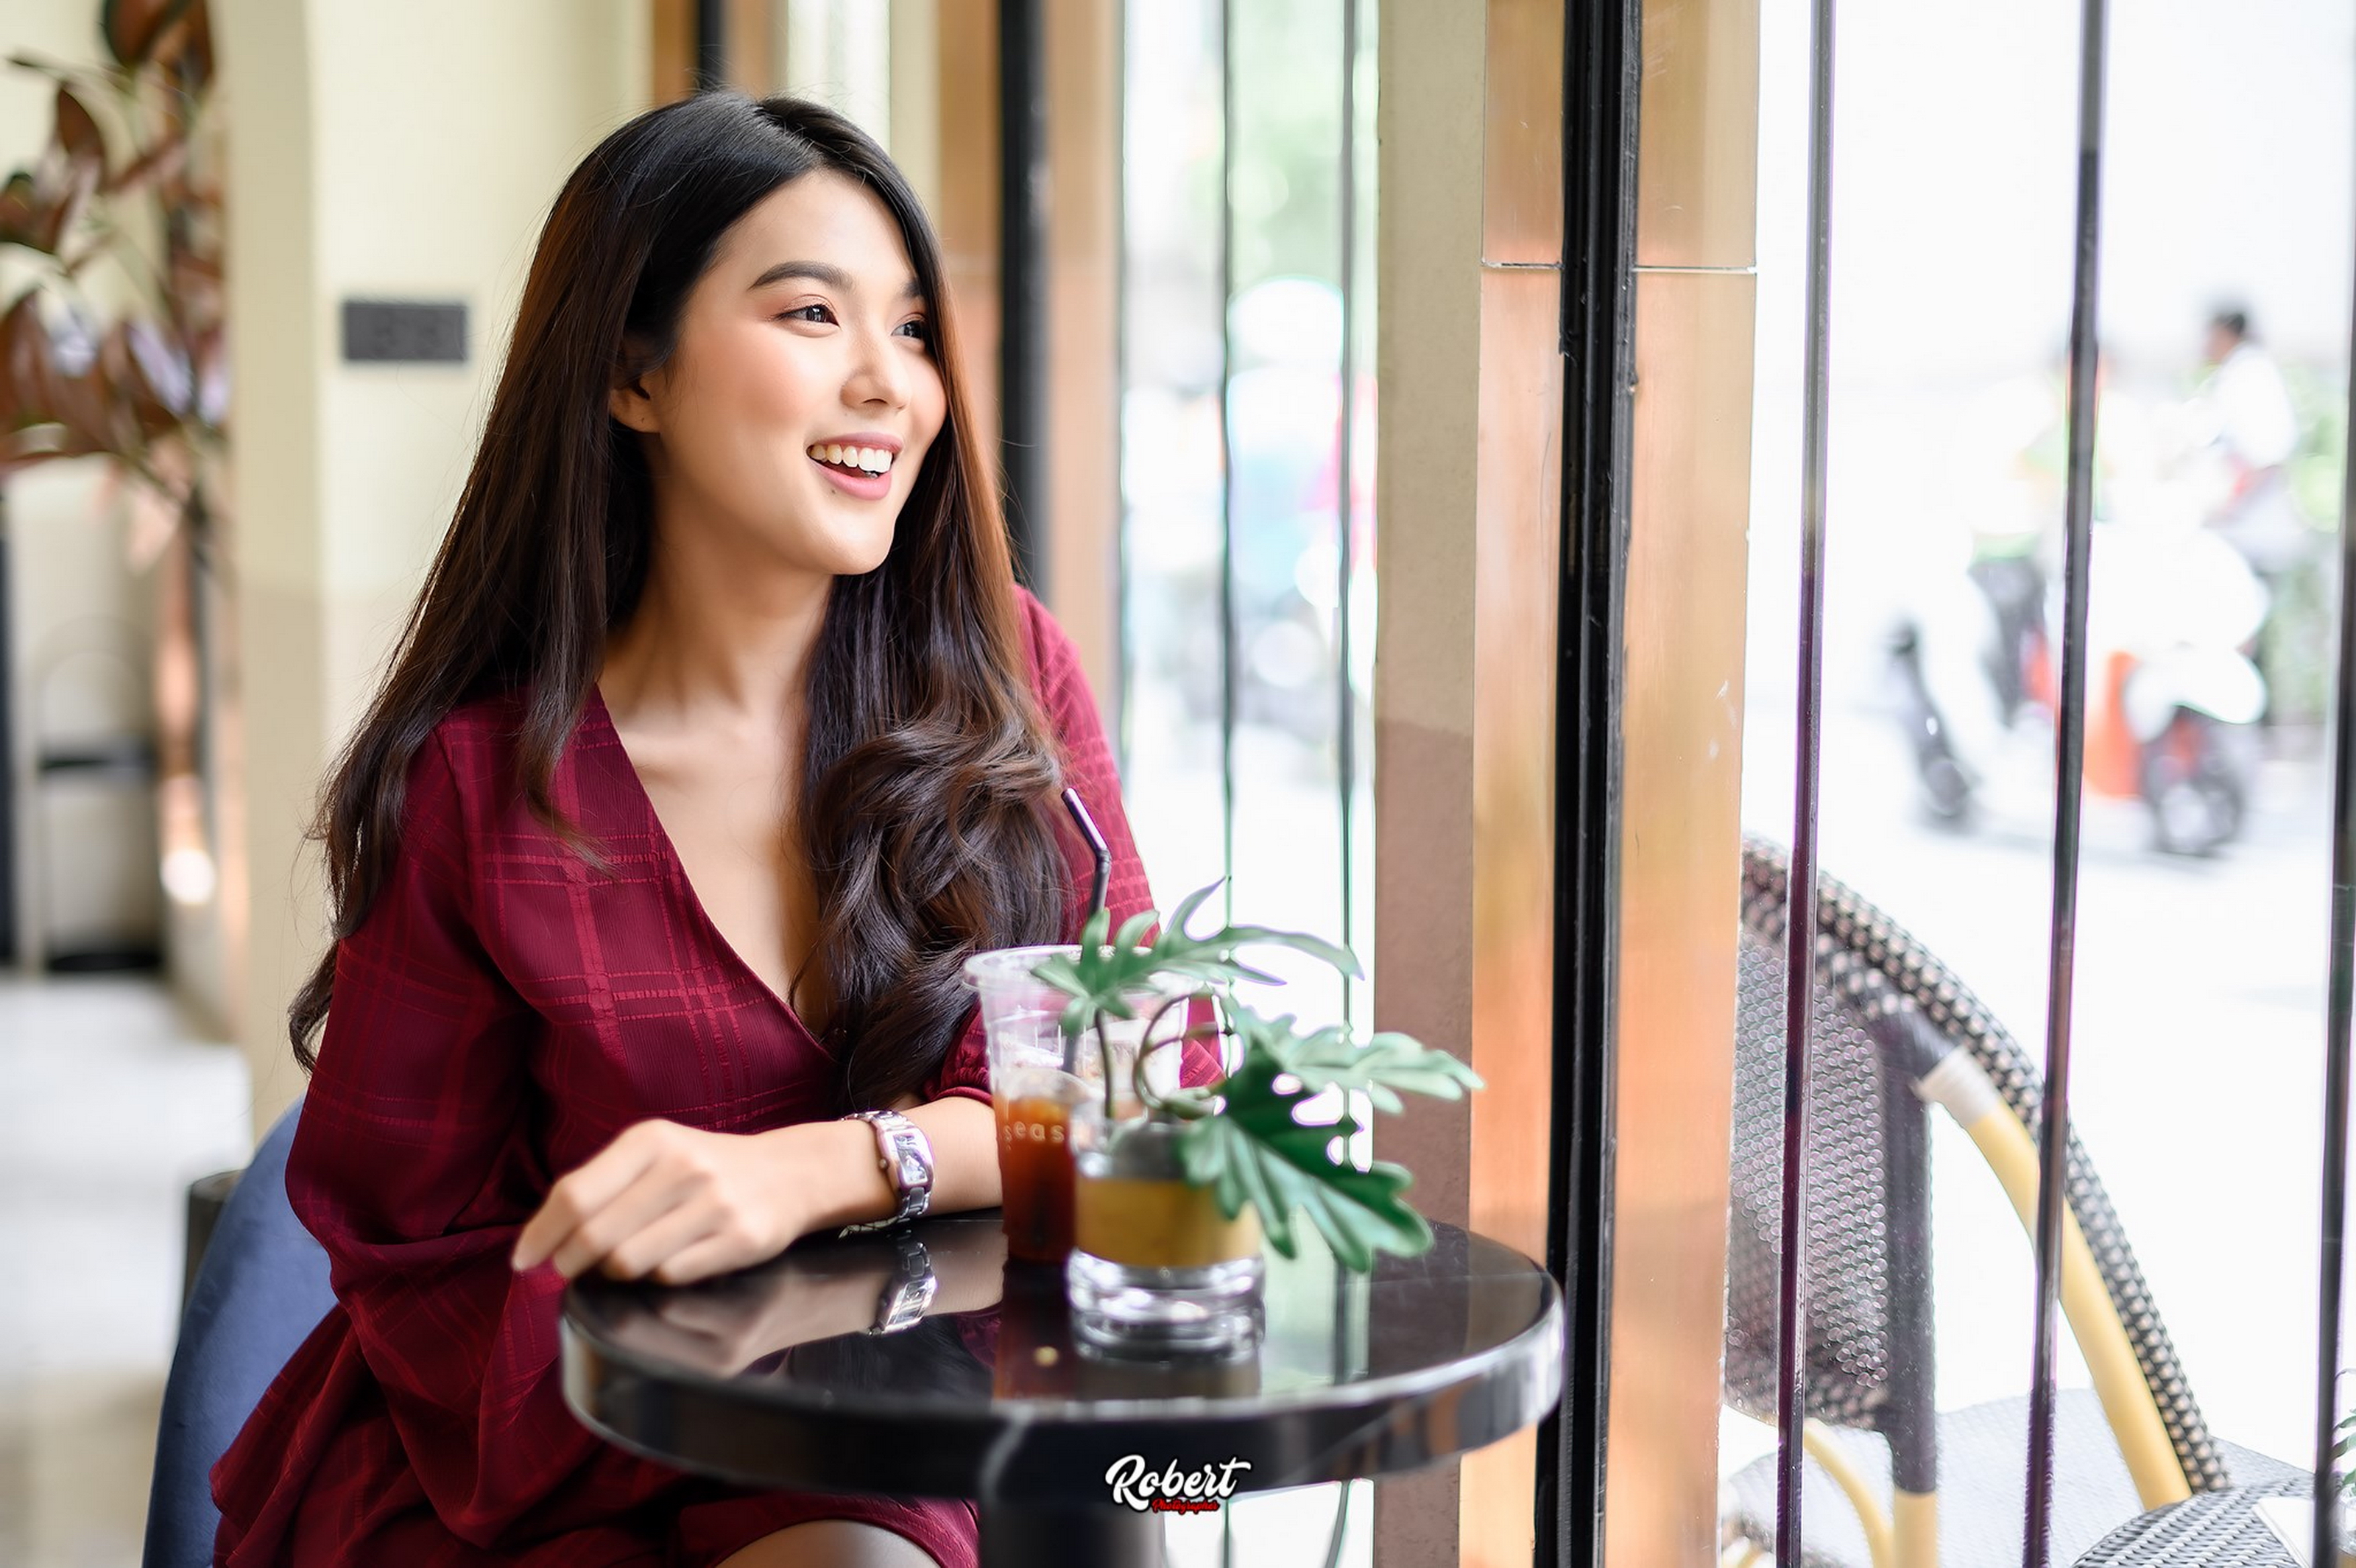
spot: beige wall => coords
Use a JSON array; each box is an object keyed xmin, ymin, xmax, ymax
[
  {"xmin": 1368, "ymin": 2, "xmax": 1503, "ymax": 1564},
  {"xmin": 1601, "ymin": 1, "xmax": 1760, "ymax": 1558},
  {"xmin": 216, "ymin": 0, "xmax": 650, "ymax": 1132}
]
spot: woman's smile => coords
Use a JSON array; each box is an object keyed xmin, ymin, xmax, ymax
[{"xmin": 805, "ymin": 431, "xmax": 902, "ymax": 500}]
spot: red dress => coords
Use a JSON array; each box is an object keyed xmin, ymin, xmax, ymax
[{"xmin": 212, "ymin": 593, "xmax": 1171, "ymax": 1567}]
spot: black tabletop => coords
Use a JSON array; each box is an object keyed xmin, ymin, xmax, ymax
[{"xmin": 562, "ymin": 1209, "xmax": 1563, "ymax": 1508}]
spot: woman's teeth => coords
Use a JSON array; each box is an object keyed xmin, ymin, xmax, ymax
[{"xmin": 808, "ymin": 442, "xmax": 895, "ymax": 474}]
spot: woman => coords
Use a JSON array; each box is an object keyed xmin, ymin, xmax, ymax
[{"xmin": 211, "ymin": 92, "xmax": 1172, "ymax": 1568}]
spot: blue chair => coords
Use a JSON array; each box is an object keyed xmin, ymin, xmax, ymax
[{"xmin": 144, "ymin": 1100, "xmax": 336, "ymax": 1568}]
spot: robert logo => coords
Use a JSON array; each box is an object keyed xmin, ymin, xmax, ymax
[{"xmin": 1104, "ymin": 1455, "xmax": 1252, "ymax": 1514}]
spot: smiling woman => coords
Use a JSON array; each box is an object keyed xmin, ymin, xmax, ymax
[{"xmin": 203, "ymin": 93, "xmax": 1162, "ymax": 1568}]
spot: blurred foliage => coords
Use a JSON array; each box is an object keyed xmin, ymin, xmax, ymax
[
  {"xmin": 2285, "ymin": 359, "xmax": 2348, "ymax": 532},
  {"xmin": 2268, "ymin": 361, "xmax": 2345, "ymax": 730},
  {"xmin": 1, "ymin": 0, "xmax": 223, "ymax": 562},
  {"xmin": 1226, "ymin": 0, "xmax": 1348, "ymax": 301}
]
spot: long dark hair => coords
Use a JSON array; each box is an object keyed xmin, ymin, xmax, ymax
[{"xmin": 290, "ymin": 93, "xmax": 1068, "ymax": 1108}]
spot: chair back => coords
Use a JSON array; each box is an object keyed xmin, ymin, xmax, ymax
[
  {"xmin": 142, "ymin": 1099, "xmax": 335, "ymax": 1568},
  {"xmin": 1737, "ymin": 838, "xmax": 2231, "ymax": 1493},
  {"xmin": 1727, "ymin": 878, "xmax": 1941, "ymax": 1491}
]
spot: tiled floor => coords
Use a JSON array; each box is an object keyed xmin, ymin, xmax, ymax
[{"xmin": 0, "ymin": 974, "xmax": 250, "ymax": 1568}]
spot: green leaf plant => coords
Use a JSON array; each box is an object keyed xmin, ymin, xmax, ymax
[{"xmin": 1026, "ymin": 882, "xmax": 1484, "ymax": 1273}]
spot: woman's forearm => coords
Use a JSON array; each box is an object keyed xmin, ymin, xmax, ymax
[
  {"xmin": 764, "ymin": 1095, "xmax": 1001, "ymax": 1237},
  {"xmin": 900, "ymin": 1095, "xmax": 1003, "ymax": 1215}
]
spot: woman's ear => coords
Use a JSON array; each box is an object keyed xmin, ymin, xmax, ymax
[
  {"xmin": 610, "ymin": 335, "xmax": 663, "ymax": 432},
  {"xmin": 609, "ymin": 371, "xmax": 659, "ymax": 434}
]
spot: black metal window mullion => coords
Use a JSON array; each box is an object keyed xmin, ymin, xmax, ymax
[
  {"xmin": 1000, "ymin": 0, "xmax": 1051, "ymax": 597},
  {"xmin": 694, "ymin": 0, "xmax": 726, "ymax": 91},
  {"xmin": 2308, "ymin": 99, "xmax": 2356, "ymax": 1567},
  {"xmin": 2022, "ymin": 1, "xmax": 2110, "ymax": 1561},
  {"xmin": 1545, "ymin": 0, "xmax": 1643, "ymax": 1560},
  {"xmin": 1774, "ymin": 0, "xmax": 1839, "ymax": 1551}
]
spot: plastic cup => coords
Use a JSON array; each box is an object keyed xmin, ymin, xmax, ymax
[{"xmin": 962, "ymin": 946, "xmax": 1192, "ymax": 1265}]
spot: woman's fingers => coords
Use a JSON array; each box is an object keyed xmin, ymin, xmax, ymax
[
  {"xmin": 595, "ymin": 1198, "xmax": 727, "ymax": 1282},
  {"xmin": 545, "ymin": 1165, "xmax": 708, "ymax": 1280},
  {"xmin": 512, "ymin": 1120, "xmax": 673, "ymax": 1272},
  {"xmin": 648, "ymin": 1224, "xmax": 766, "ymax": 1287}
]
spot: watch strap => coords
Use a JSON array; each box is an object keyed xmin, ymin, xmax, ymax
[
  {"xmin": 838, "ymin": 1109, "xmax": 934, "ymax": 1237},
  {"xmin": 866, "ymin": 1232, "xmax": 937, "ymax": 1334}
]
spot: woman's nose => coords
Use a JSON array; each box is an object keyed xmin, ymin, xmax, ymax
[{"xmin": 844, "ymin": 323, "xmax": 910, "ymax": 409}]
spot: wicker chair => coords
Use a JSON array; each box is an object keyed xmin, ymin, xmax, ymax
[{"xmin": 1720, "ymin": 838, "xmax": 2302, "ymax": 1567}]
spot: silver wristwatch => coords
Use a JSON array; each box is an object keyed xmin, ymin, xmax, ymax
[
  {"xmin": 838, "ymin": 1109, "xmax": 934, "ymax": 1237},
  {"xmin": 866, "ymin": 1232, "xmax": 937, "ymax": 1335}
]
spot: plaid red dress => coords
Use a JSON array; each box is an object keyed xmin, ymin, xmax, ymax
[{"xmin": 210, "ymin": 593, "xmax": 1165, "ymax": 1567}]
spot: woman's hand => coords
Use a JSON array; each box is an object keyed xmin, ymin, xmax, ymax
[
  {"xmin": 511, "ymin": 1097, "xmax": 998, "ymax": 1288},
  {"xmin": 510, "ymin": 1118, "xmax": 839, "ymax": 1285}
]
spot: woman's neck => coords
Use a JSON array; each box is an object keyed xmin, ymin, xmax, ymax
[{"xmin": 598, "ymin": 521, "xmax": 833, "ymax": 732}]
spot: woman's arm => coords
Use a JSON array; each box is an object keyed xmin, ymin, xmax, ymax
[
  {"xmin": 509, "ymin": 1094, "xmax": 998, "ymax": 1285},
  {"xmin": 779, "ymin": 1095, "xmax": 1001, "ymax": 1223},
  {"xmin": 286, "ymin": 729, "xmax": 703, "ymax": 1547}
]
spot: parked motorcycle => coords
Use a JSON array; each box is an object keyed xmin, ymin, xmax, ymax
[{"xmin": 1891, "ymin": 522, "xmax": 2267, "ymax": 856}]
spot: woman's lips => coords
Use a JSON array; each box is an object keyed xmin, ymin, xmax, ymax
[{"xmin": 811, "ymin": 456, "xmax": 892, "ymax": 500}]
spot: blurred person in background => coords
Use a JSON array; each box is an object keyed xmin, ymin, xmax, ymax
[
  {"xmin": 2189, "ymin": 305, "xmax": 2304, "ymax": 578},
  {"xmin": 2182, "ymin": 305, "xmax": 2318, "ymax": 730}
]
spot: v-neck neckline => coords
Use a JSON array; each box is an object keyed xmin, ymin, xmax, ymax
[{"xmin": 581, "ymin": 685, "xmax": 831, "ymax": 1051}]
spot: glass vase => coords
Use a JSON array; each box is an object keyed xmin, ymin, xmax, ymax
[{"xmin": 1065, "ymin": 1106, "xmax": 1263, "ymax": 1355}]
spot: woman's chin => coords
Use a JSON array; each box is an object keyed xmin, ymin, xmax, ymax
[
  {"xmin": 736, "ymin": 506, "xmax": 895, "ymax": 580},
  {"xmin": 796, "ymin": 529, "xmax": 897, "ymax": 580}
]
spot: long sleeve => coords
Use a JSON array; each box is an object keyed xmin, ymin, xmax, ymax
[
  {"xmin": 923, "ymin": 594, "xmax": 1221, "ymax": 1106},
  {"xmin": 284, "ymin": 730, "xmax": 691, "ymax": 1547}
]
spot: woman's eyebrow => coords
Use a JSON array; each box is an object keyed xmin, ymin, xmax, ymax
[{"xmin": 747, "ymin": 261, "xmax": 925, "ymax": 302}]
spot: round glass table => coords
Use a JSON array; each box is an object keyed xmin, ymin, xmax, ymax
[{"xmin": 562, "ymin": 1209, "xmax": 1562, "ymax": 1568}]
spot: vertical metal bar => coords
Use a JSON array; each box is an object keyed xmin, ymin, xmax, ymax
[
  {"xmin": 1336, "ymin": 0, "xmax": 1360, "ymax": 1022},
  {"xmin": 694, "ymin": 0, "xmax": 726, "ymax": 91},
  {"xmin": 1774, "ymin": 0, "xmax": 1839, "ymax": 1553},
  {"xmin": 1217, "ymin": 0, "xmax": 1238, "ymax": 922},
  {"xmin": 1551, "ymin": 0, "xmax": 1642, "ymax": 1558},
  {"xmin": 2309, "ymin": 64, "xmax": 2356, "ymax": 1560},
  {"xmin": 999, "ymin": 0, "xmax": 1051, "ymax": 597},
  {"xmin": 2024, "ymin": 0, "xmax": 2109, "ymax": 1561}
]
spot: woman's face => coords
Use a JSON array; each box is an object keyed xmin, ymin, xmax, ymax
[{"xmin": 610, "ymin": 170, "xmax": 946, "ymax": 579}]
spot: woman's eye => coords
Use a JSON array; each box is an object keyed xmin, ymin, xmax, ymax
[
  {"xmin": 895, "ymin": 319, "xmax": 931, "ymax": 345},
  {"xmin": 778, "ymin": 303, "xmax": 835, "ymax": 325}
]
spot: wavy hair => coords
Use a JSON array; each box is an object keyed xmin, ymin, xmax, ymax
[{"xmin": 290, "ymin": 93, "xmax": 1069, "ymax": 1108}]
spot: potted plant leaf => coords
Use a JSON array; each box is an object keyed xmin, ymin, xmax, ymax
[
  {"xmin": 3, "ymin": 2, "xmax": 230, "ymax": 989},
  {"xmin": 1023, "ymin": 883, "xmax": 1483, "ymax": 1352}
]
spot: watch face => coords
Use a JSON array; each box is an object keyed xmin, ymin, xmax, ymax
[{"xmin": 896, "ymin": 1151, "xmax": 930, "ymax": 1189}]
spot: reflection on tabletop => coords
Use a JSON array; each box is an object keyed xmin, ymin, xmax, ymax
[
  {"xmin": 580, "ymin": 1211, "xmax": 1570, "ymax": 1429},
  {"xmin": 605, "ymin": 1210, "xmax": 1273, "ymax": 1402}
]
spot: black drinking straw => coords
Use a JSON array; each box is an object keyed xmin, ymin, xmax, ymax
[
  {"xmin": 1059, "ymin": 788, "xmax": 1112, "ymax": 1077},
  {"xmin": 1062, "ymin": 788, "xmax": 1112, "ymax": 927}
]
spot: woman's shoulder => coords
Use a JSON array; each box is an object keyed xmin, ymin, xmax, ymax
[
  {"xmin": 395, "ymin": 688, "xmax": 579, "ymax": 845},
  {"xmin": 1012, "ymin": 585, "xmax": 1088, "ymax": 715},
  {"xmin": 414, "ymin": 690, "xmax": 533, "ymax": 797}
]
